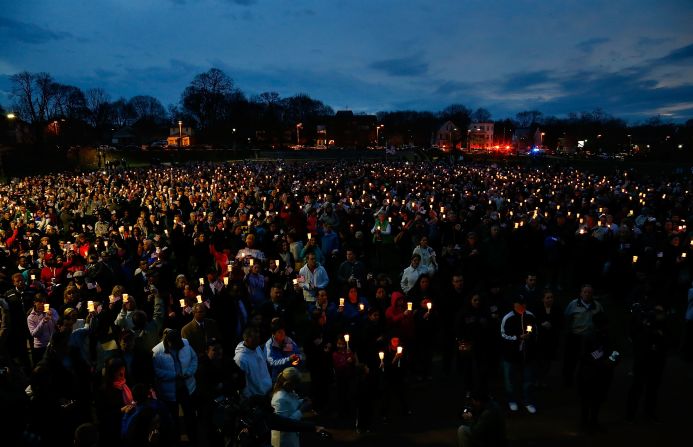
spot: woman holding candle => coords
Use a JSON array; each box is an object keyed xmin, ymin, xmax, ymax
[
  {"xmin": 27, "ymin": 293, "xmax": 58, "ymax": 364},
  {"xmin": 381, "ymin": 336, "xmax": 411, "ymax": 419},
  {"xmin": 332, "ymin": 334, "xmax": 357, "ymax": 419}
]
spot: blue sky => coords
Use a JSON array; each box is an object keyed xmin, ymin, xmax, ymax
[{"xmin": 1, "ymin": 0, "xmax": 692, "ymax": 122}]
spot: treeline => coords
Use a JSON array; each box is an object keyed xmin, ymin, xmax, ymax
[{"xmin": 2, "ymin": 68, "xmax": 692, "ymax": 157}]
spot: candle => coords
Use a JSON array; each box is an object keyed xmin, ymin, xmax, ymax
[
  {"xmin": 632, "ymin": 255, "xmax": 638, "ymax": 263},
  {"xmin": 378, "ymin": 352, "xmax": 385, "ymax": 360},
  {"xmin": 87, "ymin": 301, "xmax": 95, "ymax": 312},
  {"xmin": 30, "ymin": 274, "xmax": 36, "ymax": 280},
  {"xmin": 407, "ymin": 302, "xmax": 413, "ymax": 311},
  {"xmin": 526, "ymin": 325, "xmax": 533, "ymax": 333},
  {"xmin": 359, "ymin": 303, "xmax": 365, "ymax": 311},
  {"xmin": 249, "ymin": 259, "xmax": 254, "ymax": 266},
  {"xmin": 307, "ymin": 233, "xmax": 312, "ymax": 240},
  {"xmin": 43, "ymin": 304, "xmax": 50, "ymax": 313},
  {"xmin": 199, "ymin": 278, "xmax": 204, "ymax": 285},
  {"xmin": 109, "ymin": 295, "xmax": 116, "ymax": 304},
  {"xmin": 223, "ymin": 277, "xmax": 229, "ymax": 286},
  {"xmin": 344, "ymin": 333, "xmax": 350, "ymax": 343},
  {"xmin": 426, "ymin": 302, "xmax": 432, "ymax": 310},
  {"xmin": 339, "ymin": 298, "xmax": 345, "ymax": 307},
  {"xmin": 104, "ymin": 241, "xmax": 109, "ymax": 247},
  {"xmin": 683, "ymin": 253, "xmax": 688, "ymax": 259},
  {"xmin": 275, "ymin": 260, "xmax": 280, "ymax": 268},
  {"xmin": 396, "ymin": 346, "xmax": 403, "ymax": 354},
  {"xmin": 196, "ymin": 295, "xmax": 203, "ymax": 304},
  {"xmin": 293, "ymin": 278, "xmax": 298, "ymax": 285},
  {"xmin": 122, "ymin": 294, "xmax": 129, "ymax": 303},
  {"xmin": 179, "ymin": 299, "xmax": 186, "ymax": 308},
  {"xmin": 227, "ymin": 264, "xmax": 232, "ymax": 272}
]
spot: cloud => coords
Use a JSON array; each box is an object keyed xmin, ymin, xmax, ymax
[
  {"xmin": 656, "ymin": 42, "xmax": 693, "ymax": 64},
  {"xmin": 576, "ymin": 37, "xmax": 610, "ymax": 53},
  {"xmin": 369, "ymin": 55, "xmax": 429, "ymax": 77},
  {"xmin": 499, "ymin": 70, "xmax": 553, "ymax": 91},
  {"xmin": 0, "ymin": 16, "xmax": 72, "ymax": 44}
]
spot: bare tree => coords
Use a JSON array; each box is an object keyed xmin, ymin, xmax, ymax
[
  {"xmin": 85, "ymin": 88, "xmax": 111, "ymax": 128},
  {"xmin": 11, "ymin": 71, "xmax": 56, "ymax": 124}
]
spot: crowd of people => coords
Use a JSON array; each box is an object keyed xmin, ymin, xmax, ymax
[{"xmin": 0, "ymin": 160, "xmax": 690, "ymax": 447}]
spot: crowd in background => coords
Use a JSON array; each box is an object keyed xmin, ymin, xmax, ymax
[{"xmin": 0, "ymin": 160, "xmax": 690, "ymax": 447}]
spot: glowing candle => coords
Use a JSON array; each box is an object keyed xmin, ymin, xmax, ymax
[
  {"xmin": 87, "ymin": 301, "xmax": 95, "ymax": 312},
  {"xmin": 196, "ymin": 295, "xmax": 203, "ymax": 304},
  {"xmin": 359, "ymin": 303, "xmax": 365, "ymax": 311},
  {"xmin": 339, "ymin": 298, "xmax": 345, "ymax": 307},
  {"xmin": 179, "ymin": 299, "xmax": 186, "ymax": 308},
  {"xmin": 407, "ymin": 302, "xmax": 413, "ymax": 311},
  {"xmin": 632, "ymin": 255, "xmax": 638, "ymax": 263},
  {"xmin": 526, "ymin": 325, "xmax": 533, "ymax": 333},
  {"xmin": 397, "ymin": 346, "xmax": 403, "ymax": 354},
  {"xmin": 379, "ymin": 352, "xmax": 385, "ymax": 360},
  {"xmin": 43, "ymin": 304, "xmax": 50, "ymax": 313},
  {"xmin": 223, "ymin": 277, "xmax": 229, "ymax": 286},
  {"xmin": 199, "ymin": 278, "xmax": 204, "ymax": 285},
  {"xmin": 426, "ymin": 302, "xmax": 432, "ymax": 310},
  {"xmin": 122, "ymin": 294, "xmax": 129, "ymax": 303}
]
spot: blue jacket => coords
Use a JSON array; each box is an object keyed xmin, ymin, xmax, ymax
[{"xmin": 265, "ymin": 336, "xmax": 303, "ymax": 381}]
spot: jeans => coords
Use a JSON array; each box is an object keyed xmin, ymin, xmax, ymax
[{"xmin": 502, "ymin": 360, "xmax": 534, "ymax": 404}]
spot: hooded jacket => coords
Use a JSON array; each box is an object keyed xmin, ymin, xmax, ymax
[
  {"xmin": 500, "ymin": 309, "xmax": 538, "ymax": 363},
  {"xmin": 385, "ymin": 292, "xmax": 415, "ymax": 340},
  {"xmin": 234, "ymin": 341, "xmax": 272, "ymax": 398}
]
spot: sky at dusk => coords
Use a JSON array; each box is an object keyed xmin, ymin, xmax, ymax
[{"xmin": 1, "ymin": 0, "xmax": 692, "ymax": 122}]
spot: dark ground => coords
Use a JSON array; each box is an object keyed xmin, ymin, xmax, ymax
[{"xmin": 300, "ymin": 292, "xmax": 692, "ymax": 447}]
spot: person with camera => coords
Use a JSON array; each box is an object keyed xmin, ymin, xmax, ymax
[{"xmin": 457, "ymin": 391, "xmax": 506, "ymax": 447}]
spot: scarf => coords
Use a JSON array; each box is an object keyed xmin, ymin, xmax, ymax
[{"xmin": 113, "ymin": 377, "xmax": 134, "ymax": 404}]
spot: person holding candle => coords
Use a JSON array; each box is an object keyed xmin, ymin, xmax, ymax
[
  {"xmin": 245, "ymin": 261, "xmax": 268, "ymax": 309},
  {"xmin": 385, "ymin": 291, "xmax": 416, "ymax": 344},
  {"xmin": 412, "ymin": 298, "xmax": 436, "ymax": 381},
  {"xmin": 381, "ymin": 336, "xmax": 411, "ymax": 419},
  {"xmin": 265, "ymin": 318, "xmax": 303, "ymax": 381},
  {"xmin": 332, "ymin": 333, "xmax": 358, "ymax": 419},
  {"xmin": 27, "ymin": 294, "xmax": 58, "ymax": 365},
  {"xmin": 181, "ymin": 303, "xmax": 223, "ymax": 356},
  {"xmin": 500, "ymin": 295, "xmax": 538, "ymax": 414},
  {"xmin": 298, "ymin": 253, "xmax": 329, "ymax": 303}
]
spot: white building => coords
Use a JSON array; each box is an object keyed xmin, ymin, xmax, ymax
[{"xmin": 468, "ymin": 122, "xmax": 494, "ymax": 150}]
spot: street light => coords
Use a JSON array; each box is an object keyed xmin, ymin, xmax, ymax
[
  {"xmin": 376, "ymin": 124, "xmax": 383, "ymax": 145},
  {"xmin": 450, "ymin": 127, "xmax": 457, "ymax": 150},
  {"xmin": 467, "ymin": 129, "xmax": 471, "ymax": 151},
  {"xmin": 540, "ymin": 132, "xmax": 545, "ymax": 146},
  {"xmin": 6, "ymin": 113, "xmax": 16, "ymax": 120},
  {"xmin": 178, "ymin": 120, "xmax": 183, "ymax": 148},
  {"xmin": 296, "ymin": 123, "xmax": 303, "ymax": 146}
]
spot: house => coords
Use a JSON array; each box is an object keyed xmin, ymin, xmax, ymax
[
  {"xmin": 111, "ymin": 127, "xmax": 137, "ymax": 146},
  {"xmin": 512, "ymin": 128, "xmax": 533, "ymax": 153},
  {"xmin": 468, "ymin": 122, "xmax": 494, "ymax": 150},
  {"xmin": 433, "ymin": 121, "xmax": 460, "ymax": 150},
  {"xmin": 329, "ymin": 111, "xmax": 377, "ymax": 148},
  {"xmin": 167, "ymin": 126, "xmax": 193, "ymax": 147}
]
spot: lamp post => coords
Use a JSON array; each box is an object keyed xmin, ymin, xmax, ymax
[
  {"xmin": 450, "ymin": 127, "xmax": 457, "ymax": 151},
  {"xmin": 540, "ymin": 132, "xmax": 545, "ymax": 147},
  {"xmin": 467, "ymin": 129, "xmax": 471, "ymax": 151},
  {"xmin": 376, "ymin": 124, "xmax": 383, "ymax": 145},
  {"xmin": 296, "ymin": 123, "xmax": 303, "ymax": 147},
  {"xmin": 178, "ymin": 120, "xmax": 183, "ymax": 148}
]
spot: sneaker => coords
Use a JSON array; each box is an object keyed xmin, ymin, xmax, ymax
[
  {"xmin": 525, "ymin": 404, "xmax": 537, "ymax": 414},
  {"xmin": 508, "ymin": 402, "xmax": 519, "ymax": 412}
]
